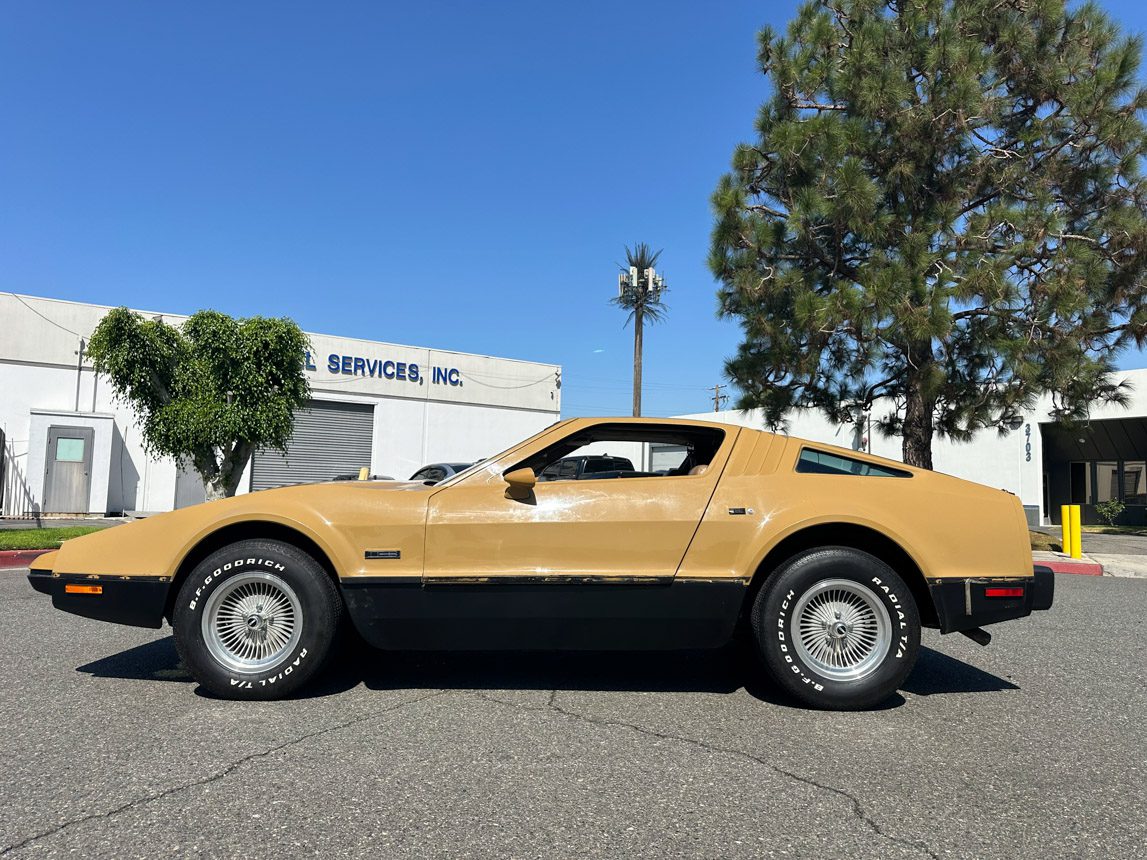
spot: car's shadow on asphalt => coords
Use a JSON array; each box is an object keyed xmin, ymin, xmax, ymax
[
  {"xmin": 76, "ymin": 635, "xmax": 1018, "ymax": 707},
  {"xmin": 76, "ymin": 636, "xmax": 192, "ymax": 683},
  {"xmin": 902, "ymin": 646, "xmax": 1020, "ymax": 696}
]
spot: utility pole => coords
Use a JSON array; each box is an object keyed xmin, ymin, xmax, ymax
[
  {"xmin": 710, "ymin": 383, "xmax": 728, "ymax": 412},
  {"xmin": 616, "ymin": 259, "xmax": 666, "ymax": 416},
  {"xmin": 74, "ymin": 338, "xmax": 85, "ymax": 412}
]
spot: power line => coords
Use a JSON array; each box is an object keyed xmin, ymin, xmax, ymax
[
  {"xmin": 7, "ymin": 293, "xmax": 87, "ymax": 337},
  {"xmin": 461, "ymin": 372, "xmax": 555, "ymax": 390}
]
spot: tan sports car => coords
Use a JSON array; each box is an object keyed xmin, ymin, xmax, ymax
[{"xmin": 29, "ymin": 417, "xmax": 1053, "ymax": 709}]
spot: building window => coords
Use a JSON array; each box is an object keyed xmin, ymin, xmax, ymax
[
  {"xmin": 1068, "ymin": 459, "xmax": 1147, "ymax": 506},
  {"xmin": 1123, "ymin": 462, "xmax": 1146, "ymax": 505},
  {"xmin": 1095, "ymin": 461, "xmax": 1120, "ymax": 503}
]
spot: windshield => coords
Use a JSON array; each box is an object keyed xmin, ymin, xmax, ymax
[{"xmin": 434, "ymin": 420, "xmax": 570, "ymax": 487}]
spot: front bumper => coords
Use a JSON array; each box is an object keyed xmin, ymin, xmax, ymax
[
  {"xmin": 27, "ymin": 571, "xmax": 170, "ymax": 629},
  {"xmin": 928, "ymin": 566, "xmax": 1055, "ymax": 634}
]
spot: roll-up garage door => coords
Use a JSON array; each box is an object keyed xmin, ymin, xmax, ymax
[{"xmin": 251, "ymin": 400, "xmax": 374, "ymax": 491}]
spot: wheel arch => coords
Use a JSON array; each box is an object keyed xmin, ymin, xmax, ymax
[
  {"xmin": 165, "ymin": 521, "xmax": 341, "ymax": 623},
  {"xmin": 744, "ymin": 522, "xmax": 937, "ymax": 628}
]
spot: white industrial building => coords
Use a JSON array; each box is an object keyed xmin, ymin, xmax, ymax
[
  {"xmin": 681, "ymin": 367, "xmax": 1147, "ymax": 528},
  {"xmin": 5, "ymin": 292, "xmax": 1145, "ymax": 528},
  {"xmin": 0, "ymin": 293, "xmax": 561, "ymax": 517}
]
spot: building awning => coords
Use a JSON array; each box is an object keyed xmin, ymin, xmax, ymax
[{"xmin": 1041, "ymin": 417, "xmax": 1147, "ymax": 462}]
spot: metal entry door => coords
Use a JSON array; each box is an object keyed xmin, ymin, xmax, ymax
[{"xmin": 44, "ymin": 426, "xmax": 94, "ymax": 513}]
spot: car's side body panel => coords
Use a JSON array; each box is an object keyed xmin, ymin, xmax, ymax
[
  {"xmin": 341, "ymin": 579, "xmax": 746, "ymax": 650},
  {"xmin": 422, "ymin": 424, "xmax": 739, "ymax": 582},
  {"xmin": 42, "ymin": 480, "xmax": 435, "ymax": 583},
  {"xmin": 677, "ymin": 432, "xmax": 1032, "ymax": 585}
]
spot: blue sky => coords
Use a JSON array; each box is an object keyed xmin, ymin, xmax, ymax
[{"xmin": 2, "ymin": 1, "xmax": 1145, "ymax": 418}]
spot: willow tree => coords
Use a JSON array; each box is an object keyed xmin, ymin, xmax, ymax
[
  {"xmin": 86, "ymin": 308, "xmax": 311, "ymax": 500},
  {"xmin": 710, "ymin": 0, "xmax": 1147, "ymax": 468}
]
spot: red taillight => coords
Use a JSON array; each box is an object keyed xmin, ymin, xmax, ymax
[{"xmin": 985, "ymin": 587, "xmax": 1024, "ymax": 598}]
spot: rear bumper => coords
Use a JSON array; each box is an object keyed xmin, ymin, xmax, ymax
[
  {"xmin": 27, "ymin": 571, "xmax": 170, "ymax": 629},
  {"xmin": 928, "ymin": 566, "xmax": 1055, "ymax": 634}
]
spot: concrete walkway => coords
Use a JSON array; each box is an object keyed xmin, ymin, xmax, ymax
[
  {"xmin": 1088, "ymin": 553, "xmax": 1147, "ymax": 578},
  {"xmin": 1032, "ymin": 526, "xmax": 1147, "ymax": 577},
  {"xmin": 1076, "ymin": 530, "xmax": 1147, "ymax": 555},
  {"xmin": 1033, "ymin": 549, "xmax": 1147, "ymax": 578},
  {"xmin": 1033, "ymin": 525, "xmax": 1147, "ymax": 556}
]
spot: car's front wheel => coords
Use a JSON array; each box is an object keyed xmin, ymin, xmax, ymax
[
  {"xmin": 173, "ymin": 539, "xmax": 342, "ymax": 699},
  {"xmin": 751, "ymin": 547, "xmax": 920, "ymax": 710}
]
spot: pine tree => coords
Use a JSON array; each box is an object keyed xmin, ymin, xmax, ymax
[{"xmin": 710, "ymin": 0, "xmax": 1147, "ymax": 468}]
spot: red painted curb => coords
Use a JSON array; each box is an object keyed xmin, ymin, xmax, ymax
[
  {"xmin": 0, "ymin": 549, "xmax": 51, "ymax": 570},
  {"xmin": 1037, "ymin": 558, "xmax": 1104, "ymax": 576}
]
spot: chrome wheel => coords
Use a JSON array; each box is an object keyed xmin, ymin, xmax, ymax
[
  {"xmin": 201, "ymin": 572, "xmax": 303, "ymax": 674},
  {"xmin": 792, "ymin": 579, "xmax": 892, "ymax": 682}
]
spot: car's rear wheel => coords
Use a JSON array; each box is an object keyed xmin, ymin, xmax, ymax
[
  {"xmin": 751, "ymin": 547, "xmax": 920, "ymax": 710},
  {"xmin": 173, "ymin": 539, "xmax": 342, "ymax": 700}
]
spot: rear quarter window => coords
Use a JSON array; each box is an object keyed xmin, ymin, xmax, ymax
[{"xmin": 796, "ymin": 448, "xmax": 911, "ymax": 478}]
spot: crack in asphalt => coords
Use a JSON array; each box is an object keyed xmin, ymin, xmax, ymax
[
  {"xmin": 474, "ymin": 690, "xmax": 940, "ymax": 860},
  {"xmin": 0, "ymin": 691, "xmax": 446, "ymax": 858}
]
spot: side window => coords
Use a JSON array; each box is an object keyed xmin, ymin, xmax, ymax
[
  {"xmin": 512, "ymin": 423, "xmax": 727, "ymax": 482},
  {"xmin": 795, "ymin": 448, "xmax": 910, "ymax": 478}
]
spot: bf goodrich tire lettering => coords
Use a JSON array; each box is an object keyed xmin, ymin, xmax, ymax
[
  {"xmin": 752, "ymin": 547, "xmax": 921, "ymax": 710},
  {"xmin": 173, "ymin": 539, "xmax": 343, "ymax": 700}
]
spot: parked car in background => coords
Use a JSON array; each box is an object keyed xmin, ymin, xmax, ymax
[
  {"xmin": 538, "ymin": 454, "xmax": 636, "ymax": 481},
  {"xmin": 410, "ymin": 463, "xmax": 474, "ymax": 484}
]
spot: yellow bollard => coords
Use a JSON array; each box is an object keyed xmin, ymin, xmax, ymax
[
  {"xmin": 1069, "ymin": 504, "xmax": 1083, "ymax": 560},
  {"xmin": 1061, "ymin": 505, "xmax": 1073, "ymax": 557},
  {"xmin": 358, "ymin": 467, "xmax": 369, "ymax": 481}
]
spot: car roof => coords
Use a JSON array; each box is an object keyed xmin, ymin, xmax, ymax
[
  {"xmin": 563, "ymin": 454, "xmax": 631, "ymax": 461},
  {"xmin": 564, "ymin": 416, "xmax": 731, "ymax": 430}
]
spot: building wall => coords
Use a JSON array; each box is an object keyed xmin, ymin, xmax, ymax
[
  {"xmin": 362, "ymin": 396, "xmax": 559, "ymax": 481},
  {"xmin": 0, "ymin": 293, "xmax": 560, "ymax": 515}
]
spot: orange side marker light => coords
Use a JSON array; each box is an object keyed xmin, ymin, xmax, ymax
[{"xmin": 64, "ymin": 584, "xmax": 103, "ymax": 595}]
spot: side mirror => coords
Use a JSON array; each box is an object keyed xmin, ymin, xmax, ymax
[{"xmin": 503, "ymin": 467, "xmax": 537, "ymax": 499}]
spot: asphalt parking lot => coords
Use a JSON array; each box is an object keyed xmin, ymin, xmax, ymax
[{"xmin": 2, "ymin": 571, "xmax": 1144, "ymax": 860}]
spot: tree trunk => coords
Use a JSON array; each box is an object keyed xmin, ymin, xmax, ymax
[
  {"xmin": 901, "ymin": 364, "xmax": 935, "ymax": 470},
  {"xmin": 204, "ymin": 478, "xmax": 229, "ymax": 502},
  {"xmin": 198, "ymin": 441, "xmax": 253, "ymax": 501},
  {"xmin": 632, "ymin": 305, "xmax": 644, "ymax": 417}
]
